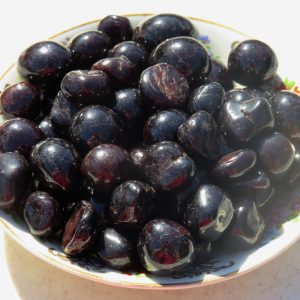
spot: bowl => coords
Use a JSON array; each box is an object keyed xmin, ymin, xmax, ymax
[{"xmin": 0, "ymin": 13, "xmax": 300, "ymax": 289}]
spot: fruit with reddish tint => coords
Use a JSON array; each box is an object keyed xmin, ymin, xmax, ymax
[
  {"xmin": 17, "ymin": 41, "xmax": 71, "ymax": 86},
  {"xmin": 67, "ymin": 31, "xmax": 111, "ymax": 69},
  {"xmin": 207, "ymin": 59, "xmax": 234, "ymax": 91},
  {"xmin": 61, "ymin": 70, "xmax": 112, "ymax": 105},
  {"xmin": 110, "ymin": 180, "xmax": 156, "ymax": 226},
  {"xmin": 50, "ymin": 91, "xmax": 81, "ymax": 136},
  {"xmin": 0, "ymin": 152, "xmax": 31, "ymax": 209},
  {"xmin": 142, "ymin": 141, "xmax": 196, "ymax": 192},
  {"xmin": 137, "ymin": 219, "xmax": 195, "ymax": 274},
  {"xmin": 0, "ymin": 118, "xmax": 44, "ymax": 157},
  {"xmin": 219, "ymin": 98, "xmax": 274, "ymax": 144},
  {"xmin": 30, "ymin": 138, "xmax": 81, "ymax": 192},
  {"xmin": 224, "ymin": 88, "xmax": 251, "ymax": 103},
  {"xmin": 108, "ymin": 41, "xmax": 148, "ymax": 70},
  {"xmin": 143, "ymin": 109, "xmax": 188, "ymax": 144},
  {"xmin": 272, "ymin": 91, "xmax": 300, "ymax": 139},
  {"xmin": 256, "ymin": 132, "xmax": 295, "ymax": 176},
  {"xmin": 97, "ymin": 15, "xmax": 132, "ymax": 45},
  {"xmin": 70, "ymin": 105, "xmax": 124, "ymax": 155},
  {"xmin": 62, "ymin": 200, "xmax": 97, "ymax": 255},
  {"xmin": 38, "ymin": 117, "xmax": 57, "ymax": 138},
  {"xmin": 81, "ymin": 144, "xmax": 134, "ymax": 192},
  {"xmin": 133, "ymin": 14, "xmax": 198, "ymax": 51},
  {"xmin": 212, "ymin": 149, "xmax": 257, "ymax": 180},
  {"xmin": 149, "ymin": 37, "xmax": 211, "ymax": 86},
  {"xmin": 91, "ymin": 56, "xmax": 138, "ymax": 88},
  {"xmin": 183, "ymin": 184, "xmax": 234, "ymax": 241},
  {"xmin": 187, "ymin": 82, "xmax": 225, "ymax": 117},
  {"xmin": 228, "ymin": 39, "xmax": 278, "ymax": 87},
  {"xmin": 24, "ymin": 191, "xmax": 63, "ymax": 237},
  {"xmin": 97, "ymin": 228, "xmax": 135, "ymax": 270},
  {"xmin": 0, "ymin": 82, "xmax": 41, "ymax": 119},
  {"xmin": 139, "ymin": 63, "xmax": 190, "ymax": 110}
]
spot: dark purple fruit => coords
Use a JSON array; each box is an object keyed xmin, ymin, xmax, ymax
[
  {"xmin": 110, "ymin": 180, "xmax": 156, "ymax": 226},
  {"xmin": 133, "ymin": 14, "xmax": 198, "ymax": 51},
  {"xmin": 130, "ymin": 148, "xmax": 147, "ymax": 178},
  {"xmin": 70, "ymin": 105, "xmax": 124, "ymax": 155},
  {"xmin": 149, "ymin": 37, "xmax": 211, "ymax": 86},
  {"xmin": 187, "ymin": 82, "xmax": 225, "ymax": 117},
  {"xmin": 212, "ymin": 149, "xmax": 257, "ymax": 180},
  {"xmin": 139, "ymin": 63, "xmax": 190, "ymax": 110},
  {"xmin": 108, "ymin": 41, "xmax": 148, "ymax": 70},
  {"xmin": 272, "ymin": 91, "xmax": 300, "ymax": 139},
  {"xmin": 30, "ymin": 138, "xmax": 81, "ymax": 192},
  {"xmin": 219, "ymin": 98, "xmax": 274, "ymax": 144},
  {"xmin": 17, "ymin": 41, "xmax": 71, "ymax": 86},
  {"xmin": 256, "ymin": 132, "xmax": 295, "ymax": 176},
  {"xmin": 207, "ymin": 59, "xmax": 234, "ymax": 91},
  {"xmin": 142, "ymin": 141, "xmax": 196, "ymax": 192},
  {"xmin": 61, "ymin": 70, "xmax": 112, "ymax": 105},
  {"xmin": 111, "ymin": 88, "xmax": 144, "ymax": 128},
  {"xmin": 91, "ymin": 56, "xmax": 138, "ymax": 88},
  {"xmin": 24, "ymin": 191, "xmax": 63, "ymax": 237},
  {"xmin": 178, "ymin": 111, "xmax": 221, "ymax": 161},
  {"xmin": 49, "ymin": 91, "xmax": 81, "ymax": 136},
  {"xmin": 97, "ymin": 228, "xmax": 135, "ymax": 270},
  {"xmin": 0, "ymin": 118, "xmax": 44, "ymax": 157},
  {"xmin": 224, "ymin": 88, "xmax": 251, "ymax": 103},
  {"xmin": 243, "ymin": 88, "xmax": 271, "ymax": 101},
  {"xmin": 97, "ymin": 15, "xmax": 132, "ymax": 45},
  {"xmin": 143, "ymin": 109, "xmax": 188, "ymax": 144},
  {"xmin": 287, "ymin": 141, "xmax": 300, "ymax": 184},
  {"xmin": 0, "ymin": 152, "xmax": 31, "ymax": 209},
  {"xmin": 62, "ymin": 200, "xmax": 97, "ymax": 255},
  {"xmin": 137, "ymin": 219, "xmax": 195, "ymax": 274},
  {"xmin": 183, "ymin": 184, "xmax": 234, "ymax": 241},
  {"xmin": 81, "ymin": 144, "xmax": 133, "ymax": 192},
  {"xmin": 0, "ymin": 82, "xmax": 41, "ymax": 119},
  {"xmin": 228, "ymin": 39, "xmax": 278, "ymax": 87},
  {"xmin": 38, "ymin": 117, "xmax": 57, "ymax": 138},
  {"xmin": 67, "ymin": 30, "xmax": 111, "ymax": 69}
]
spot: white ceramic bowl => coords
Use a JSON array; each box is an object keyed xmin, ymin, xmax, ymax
[{"xmin": 0, "ymin": 14, "xmax": 300, "ymax": 289}]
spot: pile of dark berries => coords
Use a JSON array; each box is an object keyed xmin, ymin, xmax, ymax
[{"xmin": 0, "ymin": 14, "xmax": 299, "ymax": 276}]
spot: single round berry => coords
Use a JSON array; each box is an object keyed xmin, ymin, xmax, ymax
[{"xmin": 38, "ymin": 117, "xmax": 57, "ymax": 138}]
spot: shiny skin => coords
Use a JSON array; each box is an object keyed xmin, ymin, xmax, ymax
[
  {"xmin": 0, "ymin": 152, "xmax": 31, "ymax": 209},
  {"xmin": 228, "ymin": 39, "xmax": 278, "ymax": 87},
  {"xmin": 70, "ymin": 105, "xmax": 124, "ymax": 155},
  {"xmin": 97, "ymin": 15, "xmax": 132, "ymax": 45},
  {"xmin": 243, "ymin": 88, "xmax": 271, "ymax": 101},
  {"xmin": 133, "ymin": 14, "xmax": 198, "ymax": 51},
  {"xmin": 142, "ymin": 141, "xmax": 196, "ymax": 192},
  {"xmin": 224, "ymin": 88, "xmax": 251, "ymax": 103},
  {"xmin": 81, "ymin": 144, "xmax": 134, "ymax": 192},
  {"xmin": 187, "ymin": 82, "xmax": 225, "ymax": 117},
  {"xmin": 50, "ymin": 91, "xmax": 81, "ymax": 136},
  {"xmin": 178, "ymin": 111, "xmax": 222, "ymax": 161},
  {"xmin": 183, "ymin": 184, "xmax": 234, "ymax": 241},
  {"xmin": 17, "ymin": 41, "xmax": 71, "ymax": 86},
  {"xmin": 61, "ymin": 70, "xmax": 112, "ymax": 105},
  {"xmin": 91, "ymin": 56, "xmax": 138, "ymax": 88},
  {"xmin": 256, "ymin": 132, "xmax": 295, "ymax": 176},
  {"xmin": 149, "ymin": 37, "xmax": 211, "ymax": 86},
  {"xmin": 110, "ymin": 180, "xmax": 156, "ymax": 226},
  {"xmin": 38, "ymin": 117, "xmax": 57, "ymax": 138},
  {"xmin": 67, "ymin": 30, "xmax": 111, "ymax": 69},
  {"xmin": 212, "ymin": 149, "xmax": 257, "ymax": 180},
  {"xmin": 108, "ymin": 41, "xmax": 148, "ymax": 70},
  {"xmin": 97, "ymin": 228, "xmax": 135, "ymax": 270},
  {"xmin": 24, "ymin": 191, "xmax": 63, "ymax": 237},
  {"xmin": 219, "ymin": 98, "xmax": 274, "ymax": 144},
  {"xmin": 272, "ymin": 91, "xmax": 300, "ymax": 138},
  {"xmin": 0, "ymin": 118, "xmax": 44, "ymax": 157},
  {"xmin": 62, "ymin": 200, "xmax": 97, "ymax": 255},
  {"xmin": 207, "ymin": 59, "xmax": 234, "ymax": 91},
  {"xmin": 143, "ymin": 109, "xmax": 188, "ymax": 144},
  {"xmin": 137, "ymin": 219, "xmax": 195, "ymax": 274},
  {"xmin": 139, "ymin": 63, "xmax": 190, "ymax": 110},
  {"xmin": 30, "ymin": 138, "xmax": 81, "ymax": 192},
  {"xmin": 130, "ymin": 148, "xmax": 147, "ymax": 178},
  {"xmin": 0, "ymin": 82, "xmax": 41, "ymax": 119},
  {"xmin": 287, "ymin": 141, "xmax": 300, "ymax": 184}
]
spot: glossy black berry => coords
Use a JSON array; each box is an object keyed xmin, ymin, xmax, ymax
[{"xmin": 38, "ymin": 117, "xmax": 57, "ymax": 138}]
